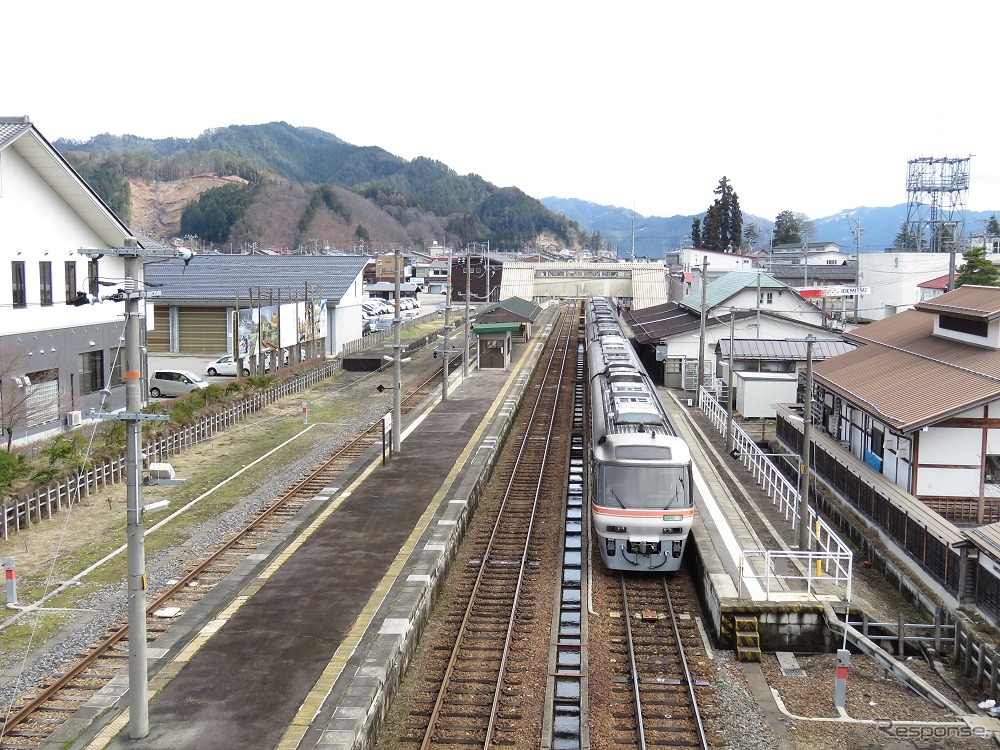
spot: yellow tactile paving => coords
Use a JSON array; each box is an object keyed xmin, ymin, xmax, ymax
[{"xmin": 275, "ymin": 346, "xmax": 540, "ymax": 750}]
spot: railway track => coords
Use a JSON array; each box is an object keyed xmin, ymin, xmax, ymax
[
  {"xmin": 0, "ymin": 357, "xmax": 461, "ymax": 750},
  {"xmin": 605, "ymin": 572, "xmax": 712, "ymax": 749},
  {"xmin": 398, "ymin": 307, "xmax": 576, "ymax": 749}
]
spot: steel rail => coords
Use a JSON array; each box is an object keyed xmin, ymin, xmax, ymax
[
  {"xmin": 620, "ymin": 574, "xmax": 650, "ymax": 750},
  {"xmin": 419, "ymin": 309, "xmax": 573, "ymax": 750},
  {"xmin": 661, "ymin": 576, "xmax": 710, "ymax": 749}
]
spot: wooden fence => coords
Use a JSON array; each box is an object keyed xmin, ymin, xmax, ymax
[{"xmin": 1, "ymin": 359, "xmax": 344, "ymax": 539}]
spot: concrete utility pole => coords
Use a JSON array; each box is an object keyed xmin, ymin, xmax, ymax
[
  {"xmin": 464, "ymin": 250, "xmax": 471, "ymax": 378},
  {"xmin": 392, "ymin": 245, "xmax": 402, "ymax": 454},
  {"xmin": 726, "ymin": 309, "xmax": 736, "ymax": 454},
  {"xmin": 76, "ymin": 239, "xmax": 193, "ymax": 739},
  {"xmin": 696, "ymin": 257, "xmax": 709, "ymax": 405},
  {"xmin": 443, "ymin": 244, "xmax": 452, "ymax": 400}
]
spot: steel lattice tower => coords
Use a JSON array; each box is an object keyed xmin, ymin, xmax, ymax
[{"xmin": 902, "ymin": 156, "xmax": 971, "ymax": 252}]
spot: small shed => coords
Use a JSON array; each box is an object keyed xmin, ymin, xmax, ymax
[
  {"xmin": 474, "ymin": 297, "xmax": 542, "ymax": 341},
  {"xmin": 734, "ymin": 371, "xmax": 797, "ymax": 419},
  {"xmin": 472, "ymin": 322, "xmax": 522, "ymax": 369}
]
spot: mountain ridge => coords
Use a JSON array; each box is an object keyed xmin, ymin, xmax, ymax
[{"xmin": 542, "ymin": 197, "xmax": 999, "ymax": 259}]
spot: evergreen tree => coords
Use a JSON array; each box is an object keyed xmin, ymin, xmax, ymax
[
  {"xmin": 690, "ymin": 218, "xmax": 702, "ymax": 248},
  {"xmin": 955, "ymin": 246, "xmax": 1000, "ymax": 287},
  {"xmin": 702, "ymin": 177, "xmax": 742, "ymax": 252},
  {"xmin": 773, "ymin": 210, "xmax": 804, "ymax": 245},
  {"xmin": 988, "ymin": 215, "xmax": 1000, "ymax": 235}
]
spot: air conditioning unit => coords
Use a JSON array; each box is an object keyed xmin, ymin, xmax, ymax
[{"xmin": 66, "ymin": 410, "xmax": 83, "ymax": 428}]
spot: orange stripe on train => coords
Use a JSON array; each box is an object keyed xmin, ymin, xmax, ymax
[{"xmin": 592, "ymin": 506, "xmax": 694, "ymax": 519}]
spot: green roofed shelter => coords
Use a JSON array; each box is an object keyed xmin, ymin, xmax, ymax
[
  {"xmin": 471, "ymin": 322, "xmax": 522, "ymax": 370},
  {"xmin": 471, "ymin": 322, "xmax": 524, "ymax": 334}
]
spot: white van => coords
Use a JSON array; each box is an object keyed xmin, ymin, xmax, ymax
[{"xmin": 149, "ymin": 370, "xmax": 209, "ymax": 398}]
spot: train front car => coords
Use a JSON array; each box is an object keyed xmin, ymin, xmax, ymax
[
  {"xmin": 587, "ymin": 297, "xmax": 695, "ymax": 572},
  {"xmin": 591, "ymin": 432, "xmax": 694, "ymax": 571}
]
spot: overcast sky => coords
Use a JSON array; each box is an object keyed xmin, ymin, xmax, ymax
[{"xmin": 11, "ymin": 1, "xmax": 1000, "ymax": 222}]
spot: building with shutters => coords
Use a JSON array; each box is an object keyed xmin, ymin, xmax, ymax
[
  {"xmin": 0, "ymin": 116, "xmax": 138, "ymax": 446},
  {"xmin": 143, "ymin": 254, "xmax": 370, "ymax": 357}
]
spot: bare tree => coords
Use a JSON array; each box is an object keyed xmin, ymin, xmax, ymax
[{"xmin": 0, "ymin": 347, "xmax": 60, "ymax": 451}]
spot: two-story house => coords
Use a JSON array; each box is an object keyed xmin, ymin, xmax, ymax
[{"xmin": 1, "ymin": 116, "xmax": 136, "ymax": 446}]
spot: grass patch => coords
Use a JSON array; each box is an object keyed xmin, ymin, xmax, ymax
[{"xmin": 0, "ymin": 612, "xmax": 75, "ymax": 670}]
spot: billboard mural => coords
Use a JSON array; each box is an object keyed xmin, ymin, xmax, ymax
[
  {"xmin": 259, "ymin": 305, "xmax": 280, "ymax": 356},
  {"xmin": 234, "ymin": 299, "xmax": 327, "ymax": 362},
  {"xmin": 237, "ymin": 308, "xmax": 257, "ymax": 359}
]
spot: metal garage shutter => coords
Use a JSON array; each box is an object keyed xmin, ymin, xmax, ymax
[
  {"xmin": 178, "ymin": 307, "xmax": 227, "ymax": 354},
  {"xmin": 148, "ymin": 306, "xmax": 170, "ymax": 352}
]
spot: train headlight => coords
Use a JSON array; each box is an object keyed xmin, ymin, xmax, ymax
[
  {"xmin": 607, "ymin": 525, "xmax": 627, "ymax": 534},
  {"xmin": 663, "ymin": 514, "xmax": 683, "ymax": 522}
]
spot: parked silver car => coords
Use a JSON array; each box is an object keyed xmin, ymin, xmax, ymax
[{"xmin": 149, "ymin": 370, "xmax": 209, "ymax": 398}]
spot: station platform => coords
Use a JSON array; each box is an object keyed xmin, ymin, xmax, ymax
[{"xmin": 659, "ymin": 386, "xmax": 849, "ymax": 655}]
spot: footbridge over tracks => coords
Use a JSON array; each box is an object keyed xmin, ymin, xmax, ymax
[{"xmin": 496, "ymin": 261, "xmax": 668, "ymax": 309}]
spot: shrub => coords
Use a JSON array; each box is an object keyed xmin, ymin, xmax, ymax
[{"xmin": 0, "ymin": 451, "xmax": 30, "ymax": 492}]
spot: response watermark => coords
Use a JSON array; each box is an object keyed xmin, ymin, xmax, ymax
[{"xmin": 877, "ymin": 721, "xmax": 995, "ymax": 740}]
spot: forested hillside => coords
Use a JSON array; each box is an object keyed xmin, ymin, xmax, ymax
[{"xmin": 56, "ymin": 122, "xmax": 585, "ymax": 253}]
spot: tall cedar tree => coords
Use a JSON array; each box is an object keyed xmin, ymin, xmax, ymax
[
  {"xmin": 956, "ymin": 246, "xmax": 1000, "ymax": 287},
  {"xmin": 691, "ymin": 218, "xmax": 702, "ymax": 248},
  {"xmin": 702, "ymin": 177, "xmax": 742, "ymax": 252},
  {"xmin": 773, "ymin": 210, "xmax": 805, "ymax": 245}
]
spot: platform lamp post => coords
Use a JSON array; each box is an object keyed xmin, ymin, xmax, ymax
[{"xmin": 74, "ymin": 240, "xmax": 194, "ymax": 739}]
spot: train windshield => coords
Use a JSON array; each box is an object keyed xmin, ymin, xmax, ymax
[{"xmin": 599, "ymin": 465, "xmax": 691, "ymax": 510}]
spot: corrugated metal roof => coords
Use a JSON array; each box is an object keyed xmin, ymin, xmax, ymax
[
  {"xmin": 679, "ymin": 271, "xmax": 791, "ymax": 312},
  {"xmin": 625, "ymin": 304, "xmax": 777, "ymax": 345},
  {"xmin": 144, "ymin": 255, "xmax": 368, "ymax": 306},
  {"xmin": 717, "ymin": 339, "xmax": 857, "ymax": 361},
  {"xmin": 968, "ymin": 523, "xmax": 1000, "ymax": 559},
  {"xmin": 814, "ymin": 307, "xmax": 1000, "ymax": 431},
  {"xmin": 913, "ymin": 284, "xmax": 1000, "ymax": 319},
  {"xmin": 843, "ymin": 306, "xmax": 1000, "ymax": 379}
]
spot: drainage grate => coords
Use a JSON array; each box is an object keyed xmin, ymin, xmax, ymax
[{"xmin": 776, "ymin": 651, "xmax": 807, "ymax": 677}]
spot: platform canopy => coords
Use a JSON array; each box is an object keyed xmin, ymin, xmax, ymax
[{"xmin": 472, "ymin": 322, "xmax": 523, "ymax": 334}]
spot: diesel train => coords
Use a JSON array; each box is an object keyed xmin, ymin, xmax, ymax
[{"xmin": 586, "ymin": 297, "xmax": 694, "ymax": 572}]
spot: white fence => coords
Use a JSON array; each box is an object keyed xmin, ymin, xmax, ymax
[
  {"xmin": 1, "ymin": 359, "xmax": 344, "ymax": 539},
  {"xmin": 698, "ymin": 385, "xmax": 854, "ymax": 600}
]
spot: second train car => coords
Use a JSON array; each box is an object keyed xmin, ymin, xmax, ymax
[{"xmin": 586, "ymin": 297, "xmax": 694, "ymax": 572}]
